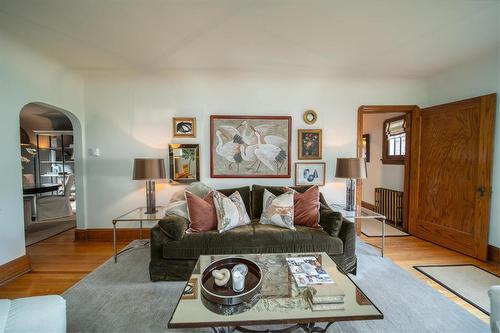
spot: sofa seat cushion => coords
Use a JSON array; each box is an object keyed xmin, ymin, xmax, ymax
[{"xmin": 162, "ymin": 223, "xmax": 343, "ymax": 259}]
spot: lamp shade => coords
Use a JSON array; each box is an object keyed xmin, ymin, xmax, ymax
[
  {"xmin": 133, "ymin": 158, "xmax": 166, "ymax": 180},
  {"xmin": 335, "ymin": 158, "xmax": 367, "ymax": 179}
]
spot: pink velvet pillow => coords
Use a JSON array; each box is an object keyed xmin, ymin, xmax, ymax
[
  {"xmin": 293, "ymin": 186, "xmax": 321, "ymax": 228},
  {"xmin": 185, "ymin": 191, "xmax": 217, "ymax": 232}
]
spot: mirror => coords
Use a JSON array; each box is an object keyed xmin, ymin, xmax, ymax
[{"xmin": 168, "ymin": 144, "xmax": 200, "ymax": 183}]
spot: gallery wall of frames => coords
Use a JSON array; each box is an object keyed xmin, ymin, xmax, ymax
[{"xmin": 169, "ymin": 110, "xmax": 326, "ymax": 186}]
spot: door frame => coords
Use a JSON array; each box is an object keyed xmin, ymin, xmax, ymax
[{"xmin": 356, "ymin": 105, "xmax": 420, "ymax": 235}]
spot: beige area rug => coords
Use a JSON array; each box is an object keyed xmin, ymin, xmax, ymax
[
  {"xmin": 414, "ymin": 264, "xmax": 500, "ymax": 314},
  {"xmin": 25, "ymin": 214, "xmax": 76, "ymax": 246},
  {"xmin": 361, "ymin": 218, "xmax": 409, "ymax": 237}
]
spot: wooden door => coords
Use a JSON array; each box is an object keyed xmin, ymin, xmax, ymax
[{"xmin": 409, "ymin": 94, "xmax": 496, "ymax": 260}]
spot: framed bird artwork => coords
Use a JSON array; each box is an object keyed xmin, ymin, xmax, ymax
[{"xmin": 210, "ymin": 115, "xmax": 292, "ymax": 178}]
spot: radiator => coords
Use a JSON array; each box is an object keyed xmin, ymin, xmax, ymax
[{"xmin": 374, "ymin": 188, "xmax": 403, "ymax": 226}]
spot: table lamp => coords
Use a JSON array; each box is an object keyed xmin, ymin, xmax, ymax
[
  {"xmin": 335, "ymin": 158, "xmax": 367, "ymax": 211},
  {"xmin": 133, "ymin": 158, "xmax": 166, "ymax": 214}
]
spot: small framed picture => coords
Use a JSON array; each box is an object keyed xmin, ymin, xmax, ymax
[
  {"xmin": 298, "ymin": 129, "xmax": 322, "ymax": 160},
  {"xmin": 295, "ymin": 162, "xmax": 326, "ymax": 186},
  {"xmin": 168, "ymin": 144, "xmax": 200, "ymax": 183},
  {"xmin": 362, "ymin": 134, "xmax": 370, "ymax": 162},
  {"xmin": 173, "ymin": 117, "xmax": 196, "ymax": 138}
]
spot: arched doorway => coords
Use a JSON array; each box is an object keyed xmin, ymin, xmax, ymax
[{"xmin": 19, "ymin": 102, "xmax": 83, "ymax": 245}]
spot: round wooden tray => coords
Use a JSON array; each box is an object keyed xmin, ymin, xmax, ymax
[{"xmin": 201, "ymin": 257, "xmax": 263, "ymax": 306}]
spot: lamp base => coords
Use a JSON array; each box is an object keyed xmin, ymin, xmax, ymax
[
  {"xmin": 145, "ymin": 180, "xmax": 157, "ymax": 214},
  {"xmin": 345, "ymin": 179, "xmax": 356, "ymax": 211}
]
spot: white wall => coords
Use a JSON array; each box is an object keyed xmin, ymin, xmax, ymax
[
  {"xmin": 424, "ymin": 50, "xmax": 500, "ymax": 247},
  {"xmin": 361, "ymin": 113, "xmax": 405, "ymax": 205},
  {"xmin": 0, "ymin": 31, "xmax": 85, "ymax": 265},
  {"xmin": 82, "ymin": 71, "xmax": 427, "ymax": 228}
]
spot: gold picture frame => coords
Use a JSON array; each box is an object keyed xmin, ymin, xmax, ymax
[
  {"xmin": 303, "ymin": 110, "xmax": 317, "ymax": 125},
  {"xmin": 173, "ymin": 117, "xmax": 196, "ymax": 138},
  {"xmin": 298, "ymin": 129, "xmax": 322, "ymax": 160}
]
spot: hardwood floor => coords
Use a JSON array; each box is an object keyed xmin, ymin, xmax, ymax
[
  {"xmin": 0, "ymin": 229, "xmax": 127, "ymax": 299},
  {"xmin": 363, "ymin": 235, "xmax": 499, "ymax": 323},
  {"xmin": 0, "ymin": 229, "xmax": 498, "ymax": 324}
]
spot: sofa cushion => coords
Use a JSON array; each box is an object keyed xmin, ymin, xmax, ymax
[
  {"xmin": 185, "ymin": 191, "xmax": 217, "ymax": 232},
  {"xmin": 259, "ymin": 190, "xmax": 295, "ymax": 230},
  {"xmin": 251, "ymin": 185, "xmax": 312, "ymax": 219},
  {"xmin": 217, "ymin": 186, "xmax": 251, "ymax": 217},
  {"xmin": 213, "ymin": 190, "xmax": 251, "ymax": 232},
  {"xmin": 162, "ymin": 222, "xmax": 343, "ymax": 259},
  {"xmin": 293, "ymin": 186, "xmax": 321, "ymax": 228}
]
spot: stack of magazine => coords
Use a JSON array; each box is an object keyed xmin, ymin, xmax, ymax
[{"xmin": 286, "ymin": 256, "xmax": 345, "ymax": 311}]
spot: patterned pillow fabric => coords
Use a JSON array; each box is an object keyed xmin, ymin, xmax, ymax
[
  {"xmin": 212, "ymin": 190, "xmax": 251, "ymax": 233},
  {"xmin": 259, "ymin": 189, "xmax": 295, "ymax": 230}
]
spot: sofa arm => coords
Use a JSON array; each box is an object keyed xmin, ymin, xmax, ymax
[
  {"xmin": 490, "ymin": 285, "xmax": 500, "ymax": 333},
  {"xmin": 319, "ymin": 203, "xmax": 343, "ymax": 237},
  {"xmin": 158, "ymin": 215, "xmax": 189, "ymax": 241},
  {"xmin": 337, "ymin": 217, "xmax": 356, "ymax": 259}
]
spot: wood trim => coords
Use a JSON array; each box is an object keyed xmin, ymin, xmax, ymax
[
  {"xmin": 361, "ymin": 201, "xmax": 375, "ymax": 211},
  {"xmin": 75, "ymin": 228, "xmax": 151, "ymax": 242},
  {"xmin": 357, "ymin": 105, "xmax": 418, "ymax": 235},
  {"xmin": 0, "ymin": 255, "xmax": 31, "ymax": 286},
  {"xmin": 488, "ymin": 245, "xmax": 500, "ymax": 263}
]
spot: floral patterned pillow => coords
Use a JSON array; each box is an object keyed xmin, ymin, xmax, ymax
[
  {"xmin": 259, "ymin": 189, "xmax": 295, "ymax": 230},
  {"xmin": 212, "ymin": 190, "xmax": 251, "ymax": 233}
]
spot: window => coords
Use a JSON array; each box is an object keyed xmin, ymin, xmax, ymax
[{"xmin": 382, "ymin": 115, "xmax": 406, "ymax": 164}]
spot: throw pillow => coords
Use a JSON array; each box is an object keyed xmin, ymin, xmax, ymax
[
  {"xmin": 212, "ymin": 191, "xmax": 251, "ymax": 233},
  {"xmin": 292, "ymin": 186, "xmax": 321, "ymax": 228},
  {"xmin": 164, "ymin": 200, "xmax": 189, "ymax": 220},
  {"xmin": 185, "ymin": 191, "xmax": 217, "ymax": 232},
  {"xmin": 170, "ymin": 182, "xmax": 212, "ymax": 203},
  {"xmin": 259, "ymin": 189, "xmax": 295, "ymax": 230}
]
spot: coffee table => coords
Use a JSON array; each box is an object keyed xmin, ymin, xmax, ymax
[{"xmin": 168, "ymin": 252, "xmax": 383, "ymax": 332}]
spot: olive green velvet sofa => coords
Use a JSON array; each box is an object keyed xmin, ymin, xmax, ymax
[{"xmin": 149, "ymin": 185, "xmax": 357, "ymax": 281}]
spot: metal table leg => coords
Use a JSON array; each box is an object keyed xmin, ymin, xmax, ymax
[
  {"xmin": 113, "ymin": 220, "xmax": 117, "ymax": 263},
  {"xmin": 140, "ymin": 219, "xmax": 143, "ymax": 240},
  {"xmin": 381, "ymin": 218, "xmax": 385, "ymax": 257}
]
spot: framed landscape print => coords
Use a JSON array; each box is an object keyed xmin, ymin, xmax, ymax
[
  {"xmin": 362, "ymin": 134, "xmax": 370, "ymax": 162},
  {"xmin": 295, "ymin": 162, "xmax": 326, "ymax": 186},
  {"xmin": 210, "ymin": 115, "xmax": 292, "ymax": 178},
  {"xmin": 168, "ymin": 144, "xmax": 200, "ymax": 183},
  {"xmin": 298, "ymin": 129, "xmax": 322, "ymax": 160},
  {"xmin": 173, "ymin": 117, "xmax": 196, "ymax": 138}
]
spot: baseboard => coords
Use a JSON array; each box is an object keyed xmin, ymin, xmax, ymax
[
  {"xmin": 488, "ymin": 244, "xmax": 500, "ymax": 263},
  {"xmin": 0, "ymin": 255, "xmax": 31, "ymax": 286},
  {"xmin": 361, "ymin": 201, "xmax": 375, "ymax": 211},
  {"xmin": 75, "ymin": 228, "xmax": 151, "ymax": 242}
]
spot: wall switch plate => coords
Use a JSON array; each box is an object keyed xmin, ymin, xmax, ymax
[{"xmin": 89, "ymin": 148, "xmax": 100, "ymax": 157}]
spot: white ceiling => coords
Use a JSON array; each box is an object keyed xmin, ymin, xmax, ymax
[{"xmin": 0, "ymin": 0, "xmax": 498, "ymax": 78}]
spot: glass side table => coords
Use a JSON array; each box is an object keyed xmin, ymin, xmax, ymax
[
  {"xmin": 330, "ymin": 203, "xmax": 387, "ymax": 257},
  {"xmin": 112, "ymin": 206, "xmax": 167, "ymax": 263}
]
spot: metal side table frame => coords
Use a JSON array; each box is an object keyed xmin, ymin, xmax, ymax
[
  {"xmin": 330, "ymin": 203, "xmax": 387, "ymax": 257},
  {"xmin": 112, "ymin": 206, "xmax": 166, "ymax": 263}
]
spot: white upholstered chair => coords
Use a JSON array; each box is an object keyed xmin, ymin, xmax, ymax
[
  {"xmin": 0, "ymin": 295, "xmax": 66, "ymax": 333},
  {"xmin": 490, "ymin": 285, "xmax": 500, "ymax": 333},
  {"xmin": 36, "ymin": 175, "xmax": 74, "ymax": 221}
]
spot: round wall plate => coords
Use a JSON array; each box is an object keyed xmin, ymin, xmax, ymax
[{"xmin": 303, "ymin": 110, "xmax": 317, "ymax": 125}]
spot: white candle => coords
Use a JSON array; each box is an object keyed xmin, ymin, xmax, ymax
[{"xmin": 232, "ymin": 270, "xmax": 245, "ymax": 292}]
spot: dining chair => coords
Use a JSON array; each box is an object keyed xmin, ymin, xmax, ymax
[{"xmin": 36, "ymin": 175, "xmax": 74, "ymax": 221}]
